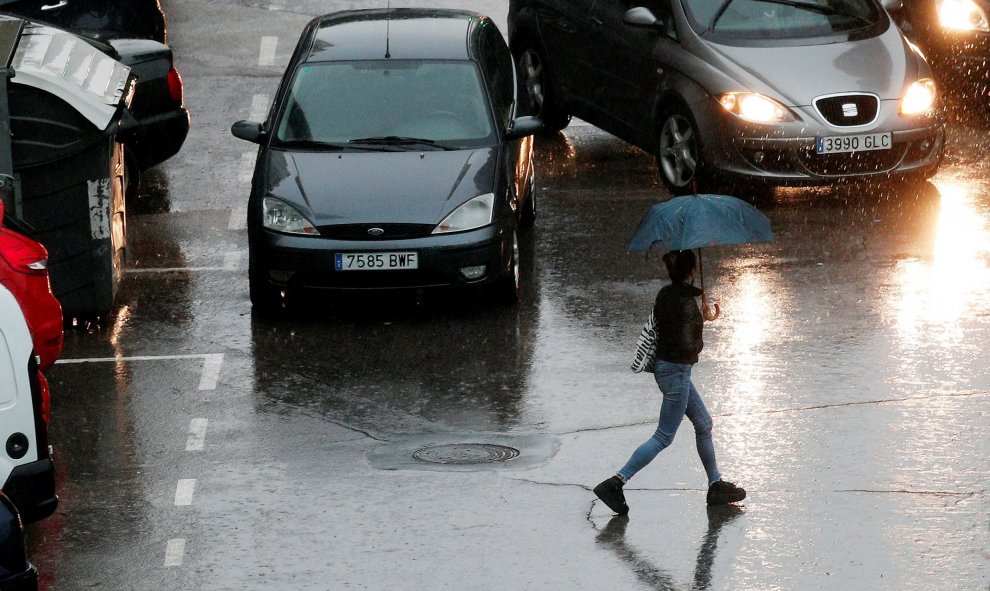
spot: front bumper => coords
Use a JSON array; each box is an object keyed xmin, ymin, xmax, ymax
[
  {"xmin": 694, "ymin": 103, "xmax": 945, "ymax": 186},
  {"xmin": 252, "ymin": 225, "xmax": 515, "ymax": 293}
]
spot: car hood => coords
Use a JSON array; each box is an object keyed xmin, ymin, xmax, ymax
[
  {"xmin": 265, "ymin": 147, "xmax": 499, "ymax": 226},
  {"xmin": 701, "ymin": 28, "xmax": 922, "ymax": 105}
]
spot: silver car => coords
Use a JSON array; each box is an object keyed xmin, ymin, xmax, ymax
[{"xmin": 508, "ymin": 0, "xmax": 945, "ymax": 193}]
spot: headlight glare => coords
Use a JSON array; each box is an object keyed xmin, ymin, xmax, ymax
[
  {"xmin": 937, "ymin": 0, "xmax": 989, "ymax": 31},
  {"xmin": 900, "ymin": 79, "xmax": 937, "ymax": 116},
  {"xmin": 718, "ymin": 92, "xmax": 796, "ymax": 123},
  {"xmin": 433, "ymin": 193, "xmax": 495, "ymax": 234},
  {"xmin": 262, "ymin": 197, "xmax": 318, "ymax": 235}
]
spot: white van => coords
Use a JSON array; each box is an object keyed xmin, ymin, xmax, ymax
[{"xmin": 0, "ymin": 285, "xmax": 56, "ymax": 523}]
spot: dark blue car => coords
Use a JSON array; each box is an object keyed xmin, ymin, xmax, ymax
[{"xmin": 231, "ymin": 9, "xmax": 542, "ymax": 312}]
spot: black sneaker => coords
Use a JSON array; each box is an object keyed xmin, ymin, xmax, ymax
[
  {"xmin": 706, "ymin": 480, "xmax": 746, "ymax": 505},
  {"xmin": 594, "ymin": 476, "xmax": 629, "ymax": 515}
]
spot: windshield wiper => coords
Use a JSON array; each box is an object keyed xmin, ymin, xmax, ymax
[
  {"xmin": 275, "ymin": 139, "xmax": 395, "ymax": 151},
  {"xmin": 753, "ymin": 0, "xmax": 873, "ymax": 25},
  {"xmin": 347, "ymin": 136, "xmax": 457, "ymax": 151}
]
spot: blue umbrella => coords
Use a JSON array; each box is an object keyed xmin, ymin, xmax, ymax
[
  {"xmin": 627, "ymin": 194, "xmax": 774, "ymax": 320},
  {"xmin": 626, "ymin": 194, "xmax": 774, "ymax": 253}
]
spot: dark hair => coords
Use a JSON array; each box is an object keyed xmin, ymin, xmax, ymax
[{"xmin": 662, "ymin": 249, "xmax": 696, "ymax": 283}]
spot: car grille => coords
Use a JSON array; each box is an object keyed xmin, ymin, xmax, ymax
[
  {"xmin": 814, "ymin": 94, "xmax": 878, "ymax": 127},
  {"xmin": 799, "ymin": 144, "xmax": 907, "ymax": 175},
  {"xmin": 317, "ymin": 223, "xmax": 435, "ymax": 240}
]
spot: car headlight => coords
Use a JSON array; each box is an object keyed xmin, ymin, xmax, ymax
[
  {"xmin": 433, "ymin": 193, "xmax": 495, "ymax": 234},
  {"xmin": 937, "ymin": 0, "xmax": 989, "ymax": 31},
  {"xmin": 900, "ymin": 79, "xmax": 937, "ymax": 116},
  {"xmin": 262, "ymin": 196, "xmax": 318, "ymax": 235},
  {"xmin": 718, "ymin": 92, "xmax": 796, "ymax": 123}
]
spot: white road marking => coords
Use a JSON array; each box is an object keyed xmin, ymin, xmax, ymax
[
  {"xmin": 198, "ymin": 354, "xmax": 224, "ymax": 391},
  {"xmin": 240, "ymin": 152, "xmax": 255, "ymax": 183},
  {"xmin": 55, "ymin": 353, "xmax": 224, "ymax": 391},
  {"xmin": 250, "ymin": 94, "xmax": 268, "ymax": 121},
  {"xmin": 164, "ymin": 539, "xmax": 186, "ymax": 567},
  {"xmin": 228, "ymin": 206, "xmax": 247, "ymax": 231},
  {"xmin": 259, "ymin": 36, "xmax": 278, "ymax": 66},
  {"xmin": 174, "ymin": 479, "xmax": 196, "ymax": 506},
  {"xmin": 186, "ymin": 418, "xmax": 208, "ymax": 451},
  {"xmin": 126, "ymin": 267, "xmax": 227, "ymax": 273}
]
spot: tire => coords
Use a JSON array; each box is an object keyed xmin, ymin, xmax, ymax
[
  {"xmin": 492, "ymin": 230, "xmax": 521, "ymax": 306},
  {"xmin": 656, "ymin": 107, "xmax": 704, "ymax": 195},
  {"xmin": 516, "ymin": 43, "xmax": 571, "ymax": 133},
  {"xmin": 249, "ymin": 262, "xmax": 284, "ymax": 315}
]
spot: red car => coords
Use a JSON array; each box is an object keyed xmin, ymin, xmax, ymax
[{"xmin": 0, "ymin": 199, "xmax": 63, "ymax": 371}]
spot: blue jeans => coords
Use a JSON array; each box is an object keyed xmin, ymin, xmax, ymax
[{"xmin": 618, "ymin": 361, "xmax": 721, "ymax": 485}]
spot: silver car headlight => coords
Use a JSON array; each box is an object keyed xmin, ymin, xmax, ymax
[
  {"xmin": 937, "ymin": 0, "xmax": 989, "ymax": 31},
  {"xmin": 900, "ymin": 79, "xmax": 938, "ymax": 116},
  {"xmin": 718, "ymin": 92, "xmax": 796, "ymax": 123},
  {"xmin": 433, "ymin": 193, "xmax": 495, "ymax": 234},
  {"xmin": 262, "ymin": 196, "xmax": 318, "ymax": 235}
]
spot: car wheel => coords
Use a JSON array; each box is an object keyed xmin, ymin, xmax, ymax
[
  {"xmin": 656, "ymin": 108, "xmax": 704, "ymax": 195},
  {"xmin": 492, "ymin": 230, "xmax": 521, "ymax": 305},
  {"xmin": 517, "ymin": 43, "xmax": 571, "ymax": 133},
  {"xmin": 249, "ymin": 263, "xmax": 284, "ymax": 315}
]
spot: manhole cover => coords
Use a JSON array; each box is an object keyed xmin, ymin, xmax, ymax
[{"xmin": 412, "ymin": 443, "xmax": 520, "ymax": 465}]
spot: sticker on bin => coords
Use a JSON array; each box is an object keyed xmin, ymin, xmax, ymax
[{"xmin": 335, "ymin": 252, "xmax": 418, "ymax": 271}]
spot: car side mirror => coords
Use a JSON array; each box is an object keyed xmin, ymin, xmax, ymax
[
  {"xmin": 623, "ymin": 7, "xmax": 663, "ymax": 29},
  {"xmin": 881, "ymin": 0, "xmax": 902, "ymax": 10},
  {"xmin": 505, "ymin": 116, "xmax": 544, "ymax": 141},
  {"xmin": 231, "ymin": 120, "xmax": 267, "ymax": 144}
]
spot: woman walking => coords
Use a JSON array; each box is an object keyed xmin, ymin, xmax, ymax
[{"xmin": 594, "ymin": 249, "xmax": 745, "ymax": 515}]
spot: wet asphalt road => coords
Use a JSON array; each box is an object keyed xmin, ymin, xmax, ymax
[{"xmin": 23, "ymin": 0, "xmax": 990, "ymax": 589}]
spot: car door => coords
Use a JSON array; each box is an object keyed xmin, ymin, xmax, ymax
[
  {"xmin": 586, "ymin": 0, "xmax": 678, "ymax": 145},
  {"xmin": 532, "ymin": 0, "xmax": 598, "ymax": 109},
  {"xmin": 479, "ymin": 25, "xmax": 528, "ymax": 215}
]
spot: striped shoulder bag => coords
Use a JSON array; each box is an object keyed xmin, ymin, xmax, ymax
[{"xmin": 630, "ymin": 311, "xmax": 657, "ymax": 373}]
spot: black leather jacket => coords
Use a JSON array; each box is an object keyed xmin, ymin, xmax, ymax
[{"xmin": 653, "ymin": 282, "xmax": 704, "ymax": 364}]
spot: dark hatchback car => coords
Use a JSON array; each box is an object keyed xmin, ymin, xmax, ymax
[
  {"xmin": 232, "ymin": 9, "xmax": 542, "ymax": 311},
  {"xmin": 0, "ymin": 0, "xmax": 188, "ymax": 173},
  {"xmin": 891, "ymin": 0, "xmax": 990, "ymax": 94}
]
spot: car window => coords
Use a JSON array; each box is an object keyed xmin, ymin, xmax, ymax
[
  {"xmin": 481, "ymin": 30, "xmax": 514, "ymax": 127},
  {"xmin": 684, "ymin": 0, "xmax": 882, "ymax": 39},
  {"xmin": 275, "ymin": 60, "xmax": 496, "ymax": 147}
]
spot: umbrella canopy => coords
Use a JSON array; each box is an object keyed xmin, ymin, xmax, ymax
[{"xmin": 626, "ymin": 194, "xmax": 774, "ymax": 252}]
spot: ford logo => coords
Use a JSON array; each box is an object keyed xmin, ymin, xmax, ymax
[{"xmin": 367, "ymin": 227, "xmax": 385, "ymax": 236}]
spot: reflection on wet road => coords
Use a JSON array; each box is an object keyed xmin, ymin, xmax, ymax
[{"xmin": 27, "ymin": 30, "xmax": 990, "ymax": 590}]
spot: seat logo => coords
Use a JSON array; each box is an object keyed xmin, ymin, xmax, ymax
[
  {"xmin": 368, "ymin": 227, "xmax": 385, "ymax": 236},
  {"xmin": 842, "ymin": 103, "xmax": 858, "ymax": 118}
]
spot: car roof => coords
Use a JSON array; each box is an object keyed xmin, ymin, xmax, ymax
[{"xmin": 303, "ymin": 8, "xmax": 489, "ymax": 63}]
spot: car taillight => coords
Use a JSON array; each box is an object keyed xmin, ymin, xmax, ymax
[
  {"xmin": 167, "ymin": 66, "xmax": 184, "ymax": 103},
  {"xmin": 0, "ymin": 228, "xmax": 49, "ymax": 276}
]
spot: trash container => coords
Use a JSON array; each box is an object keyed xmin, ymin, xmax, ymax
[{"xmin": 0, "ymin": 16, "xmax": 135, "ymax": 320}]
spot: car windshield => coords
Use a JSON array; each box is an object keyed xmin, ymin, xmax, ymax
[
  {"xmin": 685, "ymin": 0, "xmax": 881, "ymax": 39},
  {"xmin": 274, "ymin": 60, "xmax": 496, "ymax": 150}
]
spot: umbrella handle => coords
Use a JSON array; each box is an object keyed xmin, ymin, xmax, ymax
[{"xmin": 698, "ymin": 249, "xmax": 719, "ymax": 321}]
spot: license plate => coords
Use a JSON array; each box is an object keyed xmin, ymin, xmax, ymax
[
  {"xmin": 816, "ymin": 132, "xmax": 891, "ymax": 154},
  {"xmin": 335, "ymin": 252, "xmax": 418, "ymax": 271}
]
